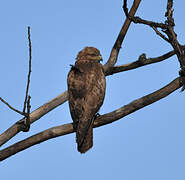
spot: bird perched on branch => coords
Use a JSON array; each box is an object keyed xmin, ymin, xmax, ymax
[{"xmin": 67, "ymin": 47, "xmax": 106, "ymax": 153}]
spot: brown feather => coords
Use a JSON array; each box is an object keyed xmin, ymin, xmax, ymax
[{"xmin": 67, "ymin": 47, "xmax": 106, "ymax": 153}]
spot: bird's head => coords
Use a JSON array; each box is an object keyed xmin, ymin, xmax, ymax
[{"xmin": 76, "ymin": 47, "xmax": 103, "ymax": 62}]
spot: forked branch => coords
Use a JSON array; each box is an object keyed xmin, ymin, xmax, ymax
[{"xmin": 123, "ymin": 0, "xmax": 185, "ymax": 90}]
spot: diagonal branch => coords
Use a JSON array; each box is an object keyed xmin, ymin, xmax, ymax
[
  {"xmin": 106, "ymin": 48, "xmax": 185, "ymax": 76},
  {"xmin": 0, "ymin": 77, "xmax": 182, "ymax": 161},
  {"xmin": 104, "ymin": 0, "xmax": 141, "ymax": 74},
  {"xmin": 0, "ymin": 91, "xmax": 68, "ymax": 147},
  {"xmin": 0, "ymin": 97, "xmax": 25, "ymax": 115},
  {"xmin": 152, "ymin": 27, "xmax": 170, "ymax": 43}
]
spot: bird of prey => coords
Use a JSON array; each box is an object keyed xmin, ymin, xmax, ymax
[{"xmin": 67, "ymin": 47, "xmax": 106, "ymax": 153}]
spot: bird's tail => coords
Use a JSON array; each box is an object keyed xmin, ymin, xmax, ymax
[{"xmin": 76, "ymin": 117, "xmax": 94, "ymax": 153}]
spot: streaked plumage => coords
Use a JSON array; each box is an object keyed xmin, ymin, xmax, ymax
[{"xmin": 67, "ymin": 47, "xmax": 106, "ymax": 153}]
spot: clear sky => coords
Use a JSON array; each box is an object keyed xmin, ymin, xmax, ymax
[{"xmin": 0, "ymin": 0, "xmax": 185, "ymax": 179}]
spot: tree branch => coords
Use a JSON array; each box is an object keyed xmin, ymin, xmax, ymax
[
  {"xmin": 0, "ymin": 77, "xmax": 181, "ymax": 161},
  {"xmin": 0, "ymin": 91, "xmax": 68, "ymax": 146},
  {"xmin": 104, "ymin": 0, "xmax": 141, "ymax": 74},
  {"xmin": 23, "ymin": 26, "xmax": 32, "ymax": 113},
  {"xmin": 106, "ymin": 48, "xmax": 184, "ymax": 76},
  {"xmin": 0, "ymin": 97, "xmax": 25, "ymax": 115},
  {"xmin": 0, "ymin": 27, "xmax": 32, "ymax": 131},
  {"xmin": 123, "ymin": 0, "xmax": 185, "ymax": 91},
  {"xmin": 123, "ymin": 0, "xmax": 167, "ymax": 29},
  {"xmin": 152, "ymin": 27, "xmax": 170, "ymax": 43},
  {"xmin": 164, "ymin": 0, "xmax": 185, "ymax": 91}
]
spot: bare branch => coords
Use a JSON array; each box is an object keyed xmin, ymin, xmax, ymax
[
  {"xmin": 106, "ymin": 48, "xmax": 181, "ymax": 76},
  {"xmin": 164, "ymin": 0, "xmax": 181, "ymax": 56},
  {"xmin": 0, "ymin": 77, "xmax": 181, "ymax": 161},
  {"xmin": 0, "ymin": 97, "xmax": 25, "ymax": 116},
  {"xmin": 163, "ymin": 0, "xmax": 185, "ymax": 90},
  {"xmin": 23, "ymin": 26, "xmax": 32, "ymax": 113},
  {"xmin": 0, "ymin": 91, "xmax": 68, "ymax": 147},
  {"xmin": 104, "ymin": 0, "xmax": 141, "ymax": 74},
  {"xmin": 165, "ymin": 0, "xmax": 174, "ymax": 26},
  {"xmin": 0, "ymin": 27, "xmax": 32, "ymax": 125},
  {"xmin": 123, "ymin": 0, "xmax": 185, "ymax": 91},
  {"xmin": 165, "ymin": 0, "xmax": 184, "ymax": 65},
  {"xmin": 152, "ymin": 27, "xmax": 170, "ymax": 43},
  {"xmin": 123, "ymin": 0, "xmax": 167, "ymax": 29}
]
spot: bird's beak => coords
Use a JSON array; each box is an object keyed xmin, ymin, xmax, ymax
[{"xmin": 98, "ymin": 55, "xmax": 103, "ymax": 62}]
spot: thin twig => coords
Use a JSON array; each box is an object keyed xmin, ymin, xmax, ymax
[
  {"xmin": 0, "ymin": 97, "xmax": 25, "ymax": 116},
  {"xmin": 23, "ymin": 26, "xmax": 32, "ymax": 113},
  {"xmin": 152, "ymin": 27, "xmax": 170, "ymax": 43},
  {"xmin": 0, "ymin": 27, "xmax": 32, "ymax": 117},
  {"xmin": 123, "ymin": 0, "xmax": 167, "ymax": 29}
]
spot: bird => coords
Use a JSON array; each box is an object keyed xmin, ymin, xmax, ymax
[{"xmin": 67, "ymin": 47, "xmax": 106, "ymax": 153}]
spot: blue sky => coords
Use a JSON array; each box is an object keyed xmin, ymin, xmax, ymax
[{"xmin": 0, "ymin": 0, "xmax": 185, "ymax": 179}]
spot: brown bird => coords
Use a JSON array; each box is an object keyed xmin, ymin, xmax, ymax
[{"xmin": 67, "ymin": 47, "xmax": 106, "ymax": 153}]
